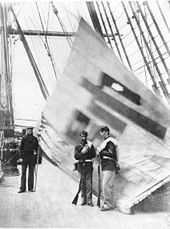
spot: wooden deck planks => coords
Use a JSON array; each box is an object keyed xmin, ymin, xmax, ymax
[{"xmin": 0, "ymin": 158, "xmax": 169, "ymax": 228}]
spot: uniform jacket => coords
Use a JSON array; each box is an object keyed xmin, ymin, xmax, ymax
[
  {"xmin": 20, "ymin": 134, "xmax": 38, "ymax": 164},
  {"xmin": 74, "ymin": 140, "xmax": 96, "ymax": 162},
  {"xmin": 98, "ymin": 137, "xmax": 118, "ymax": 162},
  {"xmin": 74, "ymin": 140, "xmax": 96, "ymax": 174}
]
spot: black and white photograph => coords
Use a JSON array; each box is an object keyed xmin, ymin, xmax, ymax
[{"xmin": 0, "ymin": 0, "xmax": 170, "ymax": 228}]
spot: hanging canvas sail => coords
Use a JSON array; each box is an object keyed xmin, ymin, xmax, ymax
[{"xmin": 38, "ymin": 18, "xmax": 170, "ymax": 214}]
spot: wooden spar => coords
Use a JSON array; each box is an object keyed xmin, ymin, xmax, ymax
[
  {"xmin": 156, "ymin": 1, "xmax": 170, "ymax": 34},
  {"xmin": 106, "ymin": 2, "xmax": 132, "ymax": 70},
  {"xmin": 0, "ymin": 4, "xmax": 14, "ymax": 128},
  {"xmin": 8, "ymin": 28, "xmax": 113, "ymax": 38},
  {"xmin": 11, "ymin": 7, "xmax": 49, "ymax": 100},
  {"xmin": 95, "ymin": 2, "xmax": 113, "ymax": 50},
  {"xmin": 136, "ymin": 1, "xmax": 170, "ymax": 82},
  {"xmin": 1, "ymin": 6, "xmax": 9, "ymax": 99},
  {"xmin": 101, "ymin": 2, "xmax": 123, "ymax": 61},
  {"xmin": 129, "ymin": 2, "xmax": 170, "ymax": 101},
  {"xmin": 121, "ymin": 2, "xmax": 160, "ymax": 95},
  {"xmin": 86, "ymin": 2, "xmax": 104, "ymax": 38},
  {"xmin": 0, "ymin": 74, "xmax": 1, "ymax": 111},
  {"xmin": 9, "ymin": 28, "xmax": 75, "ymax": 37},
  {"xmin": 1, "ymin": 5, "xmax": 9, "ymax": 109}
]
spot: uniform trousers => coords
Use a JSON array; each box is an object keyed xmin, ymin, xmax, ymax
[
  {"xmin": 20, "ymin": 163, "xmax": 35, "ymax": 191},
  {"xmin": 78, "ymin": 162, "xmax": 93, "ymax": 204},
  {"xmin": 101, "ymin": 159, "xmax": 116, "ymax": 206},
  {"xmin": 102, "ymin": 170, "xmax": 115, "ymax": 205}
]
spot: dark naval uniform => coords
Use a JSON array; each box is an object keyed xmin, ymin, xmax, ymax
[
  {"xmin": 19, "ymin": 130, "xmax": 38, "ymax": 192},
  {"xmin": 74, "ymin": 136, "xmax": 96, "ymax": 206}
]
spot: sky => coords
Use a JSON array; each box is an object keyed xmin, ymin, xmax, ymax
[{"xmin": 11, "ymin": 1, "xmax": 83, "ymax": 128}]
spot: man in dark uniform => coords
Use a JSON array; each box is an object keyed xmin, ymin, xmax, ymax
[
  {"xmin": 97, "ymin": 126, "xmax": 119, "ymax": 211},
  {"xmin": 74, "ymin": 130, "xmax": 96, "ymax": 206},
  {"xmin": 18, "ymin": 126, "xmax": 38, "ymax": 193}
]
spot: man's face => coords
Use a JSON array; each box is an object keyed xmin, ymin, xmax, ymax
[
  {"xmin": 27, "ymin": 129, "xmax": 33, "ymax": 135},
  {"xmin": 80, "ymin": 135, "xmax": 87, "ymax": 142},
  {"xmin": 100, "ymin": 130, "xmax": 107, "ymax": 139}
]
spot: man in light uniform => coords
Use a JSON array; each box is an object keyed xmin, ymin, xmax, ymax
[{"xmin": 97, "ymin": 126, "xmax": 119, "ymax": 211}]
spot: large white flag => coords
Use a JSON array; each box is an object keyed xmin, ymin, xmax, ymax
[{"xmin": 38, "ymin": 18, "xmax": 170, "ymax": 214}]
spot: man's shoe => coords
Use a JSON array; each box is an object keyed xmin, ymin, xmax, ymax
[
  {"xmin": 100, "ymin": 204, "xmax": 113, "ymax": 211},
  {"xmin": 18, "ymin": 190, "xmax": 25, "ymax": 193},
  {"xmin": 81, "ymin": 202, "xmax": 87, "ymax": 206},
  {"xmin": 28, "ymin": 189, "xmax": 35, "ymax": 192},
  {"xmin": 87, "ymin": 203, "xmax": 94, "ymax": 207}
]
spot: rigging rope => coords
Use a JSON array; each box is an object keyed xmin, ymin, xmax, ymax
[
  {"xmin": 51, "ymin": 2, "xmax": 72, "ymax": 48},
  {"xmin": 35, "ymin": 2, "xmax": 58, "ymax": 81},
  {"xmin": 63, "ymin": 2, "xmax": 74, "ymax": 32},
  {"xmin": 52, "ymin": 1, "xmax": 79, "ymax": 21},
  {"xmin": 157, "ymin": 1, "xmax": 170, "ymax": 35},
  {"xmin": 45, "ymin": 2, "xmax": 50, "ymax": 33},
  {"xmin": 135, "ymin": 2, "xmax": 170, "ymax": 99},
  {"xmin": 75, "ymin": 2, "xmax": 81, "ymax": 18},
  {"xmin": 21, "ymin": 3, "xmax": 60, "ymax": 87},
  {"xmin": 20, "ymin": 4, "xmax": 58, "ymax": 85},
  {"xmin": 11, "ymin": 2, "xmax": 25, "ymax": 28},
  {"xmin": 143, "ymin": 3, "xmax": 152, "ymax": 85},
  {"xmin": 11, "ymin": 6, "xmax": 49, "ymax": 100}
]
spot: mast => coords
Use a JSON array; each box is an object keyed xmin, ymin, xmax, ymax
[
  {"xmin": 0, "ymin": 3, "xmax": 14, "ymax": 132},
  {"xmin": 86, "ymin": 2, "xmax": 104, "ymax": 38},
  {"xmin": 0, "ymin": 3, "xmax": 15, "ymax": 176}
]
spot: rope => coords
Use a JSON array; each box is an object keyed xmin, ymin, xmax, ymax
[
  {"xmin": 35, "ymin": 2, "xmax": 59, "ymax": 81},
  {"xmin": 13, "ymin": 6, "xmax": 49, "ymax": 99},
  {"xmin": 63, "ymin": 2, "xmax": 74, "ymax": 32},
  {"xmin": 51, "ymin": 2, "xmax": 72, "ymax": 48},
  {"xmin": 75, "ymin": 2, "xmax": 81, "ymax": 18},
  {"xmin": 52, "ymin": 2, "xmax": 79, "ymax": 21},
  {"xmin": 45, "ymin": 2, "xmax": 50, "ymax": 33}
]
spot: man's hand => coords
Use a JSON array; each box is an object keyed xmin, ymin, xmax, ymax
[
  {"xmin": 96, "ymin": 147, "xmax": 100, "ymax": 156},
  {"xmin": 17, "ymin": 158, "xmax": 23, "ymax": 165},
  {"xmin": 33, "ymin": 150, "xmax": 37, "ymax": 155},
  {"xmin": 82, "ymin": 145, "xmax": 89, "ymax": 154},
  {"xmin": 115, "ymin": 162, "xmax": 120, "ymax": 174}
]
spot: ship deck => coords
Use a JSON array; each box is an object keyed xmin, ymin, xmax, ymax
[{"xmin": 0, "ymin": 158, "xmax": 169, "ymax": 228}]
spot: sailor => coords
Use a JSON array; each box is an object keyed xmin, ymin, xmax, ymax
[
  {"xmin": 74, "ymin": 130, "xmax": 96, "ymax": 206},
  {"xmin": 18, "ymin": 126, "xmax": 38, "ymax": 193},
  {"xmin": 97, "ymin": 126, "xmax": 119, "ymax": 211}
]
